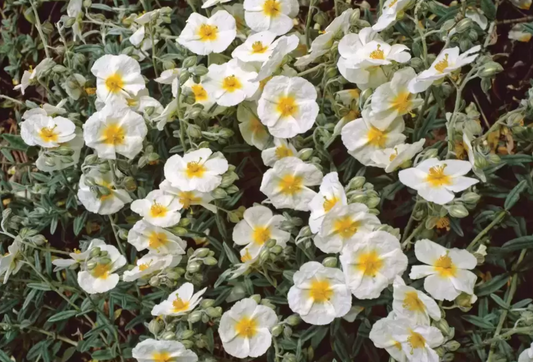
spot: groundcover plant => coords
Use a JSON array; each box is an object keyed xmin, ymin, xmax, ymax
[{"xmin": 2, "ymin": 0, "xmax": 533, "ymax": 361}]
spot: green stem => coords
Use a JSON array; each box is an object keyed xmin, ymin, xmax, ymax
[
  {"xmin": 412, "ymin": 90, "xmax": 431, "ymax": 141},
  {"xmin": 86, "ymin": 294, "xmax": 123, "ymax": 360},
  {"xmin": 108, "ymin": 215, "xmax": 126, "ymax": 256},
  {"xmin": 7, "ymin": 324, "xmax": 78, "ymax": 346},
  {"xmin": 401, "ymin": 222, "xmax": 424, "ymax": 250},
  {"xmin": 0, "ymin": 95, "xmax": 24, "ymax": 105},
  {"xmin": 466, "ymin": 210, "xmax": 507, "ymax": 251},
  {"xmin": 465, "ymin": 326, "xmax": 533, "ymax": 351},
  {"xmin": 60, "ymin": 170, "xmax": 76, "ymax": 196},
  {"xmin": 305, "ymin": 0, "xmax": 316, "ymax": 48},
  {"xmin": 296, "ymin": 63, "xmax": 325, "ymax": 77},
  {"xmin": 30, "ymin": 0, "xmax": 51, "ymax": 58}
]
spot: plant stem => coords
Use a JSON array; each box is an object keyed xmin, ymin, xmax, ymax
[
  {"xmin": 86, "ymin": 295, "xmax": 123, "ymax": 360},
  {"xmin": 466, "ymin": 210, "xmax": 507, "ymax": 251},
  {"xmin": 401, "ymin": 222, "xmax": 424, "ymax": 250},
  {"xmin": 108, "ymin": 215, "xmax": 126, "ymax": 255},
  {"xmin": 305, "ymin": 0, "xmax": 316, "ymax": 48},
  {"xmin": 0, "ymin": 95, "xmax": 24, "ymax": 105},
  {"xmin": 413, "ymin": 90, "xmax": 431, "ymax": 141},
  {"xmin": 297, "ymin": 63, "xmax": 325, "ymax": 77},
  {"xmin": 465, "ymin": 326, "xmax": 533, "ymax": 351},
  {"xmin": 496, "ymin": 15, "xmax": 533, "ymax": 24},
  {"xmin": 60, "ymin": 170, "xmax": 76, "ymax": 196},
  {"xmin": 9, "ymin": 324, "xmax": 78, "ymax": 346},
  {"xmin": 30, "ymin": 0, "xmax": 51, "ymax": 58}
]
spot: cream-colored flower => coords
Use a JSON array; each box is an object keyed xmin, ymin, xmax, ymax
[
  {"xmin": 509, "ymin": 24, "xmax": 532, "ymax": 42},
  {"xmin": 254, "ymin": 35, "xmax": 299, "ymax": 81},
  {"xmin": 177, "ymin": 11, "xmax": 236, "ymax": 55},
  {"xmin": 91, "ymin": 54, "xmax": 145, "ymax": 103},
  {"xmin": 518, "ymin": 343, "xmax": 533, "ymax": 362},
  {"xmin": 398, "ymin": 158, "xmax": 479, "ymax": 205},
  {"xmin": 314, "ymin": 203, "xmax": 381, "ymax": 254},
  {"xmin": 230, "ymin": 247, "xmax": 262, "ymax": 279},
  {"xmin": 182, "ymin": 78, "xmax": 216, "ymax": 109},
  {"xmin": 164, "ymin": 148, "xmax": 229, "ymax": 192},
  {"xmin": 368, "ymin": 312, "xmax": 407, "ymax": 362},
  {"xmin": 308, "ymin": 172, "xmax": 348, "ymax": 234},
  {"xmin": 257, "ymin": 76, "xmax": 319, "ymax": 138},
  {"xmin": 159, "ymin": 179, "xmax": 216, "ymax": 213},
  {"xmin": 260, "ymin": 157, "xmax": 323, "ymax": 211},
  {"xmin": 127, "ymin": 220, "xmax": 187, "ymax": 255},
  {"xmin": 132, "ymin": 339, "xmax": 198, "ymax": 362},
  {"xmin": 340, "ymin": 231, "xmax": 408, "ymax": 299},
  {"xmin": 243, "ymin": 0, "xmax": 299, "ymax": 35},
  {"xmin": 370, "ymin": 139, "xmax": 425, "ymax": 173},
  {"xmin": 392, "ymin": 276, "xmax": 441, "ymax": 325},
  {"xmin": 511, "ymin": 0, "xmax": 532, "ymax": 10},
  {"xmin": 341, "ymin": 109, "xmax": 406, "ymax": 167},
  {"xmin": 35, "ymin": 131, "xmax": 84, "ymax": 173},
  {"xmin": 20, "ymin": 114, "xmax": 76, "ymax": 148},
  {"xmin": 83, "ymin": 100, "xmax": 148, "ymax": 160},
  {"xmin": 123, "ymin": 254, "xmax": 177, "ymax": 282},
  {"xmin": 155, "ymin": 68, "xmax": 181, "ymax": 97},
  {"xmin": 77, "ymin": 168, "xmax": 132, "ymax": 215},
  {"xmin": 261, "ymin": 138, "xmax": 297, "ymax": 166},
  {"xmin": 131, "ymin": 190, "xmax": 183, "ymax": 227},
  {"xmin": 219, "ymin": 297, "xmax": 278, "ymax": 358},
  {"xmin": 372, "ymin": 0, "xmax": 412, "ymax": 31},
  {"xmin": 52, "ymin": 240, "xmax": 104, "ymax": 271},
  {"xmin": 151, "ymin": 282, "xmax": 207, "ymax": 316},
  {"xmin": 232, "ymin": 31, "xmax": 278, "ymax": 65},
  {"xmin": 288, "ymin": 261, "xmax": 351, "ymax": 325},
  {"xmin": 237, "ymin": 101, "xmax": 271, "ymax": 150},
  {"xmin": 409, "ymin": 239, "xmax": 478, "ymax": 301},
  {"xmin": 202, "ymin": 0, "xmax": 232, "ymax": 8},
  {"xmin": 0, "ymin": 240, "xmax": 23, "ymax": 284}
]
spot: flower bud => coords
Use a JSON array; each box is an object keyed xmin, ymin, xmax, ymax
[
  {"xmin": 212, "ymin": 188, "xmax": 227, "ymax": 199},
  {"xmin": 200, "ymin": 299, "xmax": 215, "ymax": 308},
  {"xmin": 162, "ymin": 60, "xmax": 175, "ymax": 70},
  {"xmin": 178, "ymin": 70, "xmax": 190, "ymax": 85},
  {"xmin": 521, "ymin": 311, "xmax": 533, "ymax": 325},
  {"xmin": 181, "ymin": 340, "xmax": 194, "ymax": 349},
  {"xmin": 270, "ymin": 245, "xmax": 283, "ymax": 254},
  {"xmin": 99, "ymin": 257, "xmax": 112, "ymax": 265},
  {"xmin": 298, "ymin": 148, "xmax": 313, "ymax": 161},
  {"xmin": 448, "ymin": 204, "xmax": 469, "ymax": 218},
  {"xmin": 171, "ymin": 226, "xmax": 188, "ymax": 236},
  {"xmin": 286, "ymin": 314, "xmax": 301, "ymax": 326},
  {"xmin": 161, "ymin": 331, "xmax": 175, "ymax": 340},
  {"xmin": 455, "ymin": 18, "xmax": 473, "ymax": 33},
  {"xmin": 441, "ymin": 353, "xmax": 454, "ymax": 362},
  {"xmin": 479, "ymin": 62, "xmax": 503, "ymax": 78},
  {"xmin": 149, "ymin": 318, "xmax": 164, "ymax": 335},
  {"xmin": 203, "ymin": 256, "xmax": 218, "ymax": 266},
  {"xmin": 89, "ymin": 247, "xmax": 101, "ymax": 257},
  {"xmin": 205, "ymin": 306, "xmax": 221, "ymax": 318},
  {"xmin": 259, "ymin": 249, "xmax": 270, "ymax": 263},
  {"xmin": 283, "ymin": 325, "xmax": 293, "ymax": 338},
  {"xmin": 182, "ymin": 56, "xmax": 197, "ymax": 68},
  {"xmin": 179, "ymin": 218, "xmax": 191, "ymax": 227},
  {"xmin": 188, "ymin": 310, "xmax": 202, "ymax": 323},
  {"xmin": 251, "ymin": 294, "xmax": 262, "ymax": 304},
  {"xmin": 271, "ymin": 324, "xmax": 284, "ymax": 337},
  {"xmin": 180, "ymin": 329, "xmax": 195, "ymax": 339},
  {"xmin": 347, "ymin": 176, "xmax": 366, "ymax": 190},
  {"xmin": 187, "ymin": 124, "xmax": 202, "ymax": 138},
  {"xmin": 349, "ymin": 9, "xmax": 360, "ymax": 24},
  {"xmin": 86, "ymin": 260, "xmax": 97, "ymax": 270},
  {"xmin": 123, "ymin": 176, "xmax": 137, "ymax": 192},
  {"xmin": 85, "ymin": 154, "xmax": 99, "ymax": 165},
  {"xmin": 192, "ymin": 65, "xmax": 208, "ymax": 76},
  {"xmin": 444, "ymin": 340, "xmax": 460, "ymax": 352},
  {"xmin": 322, "ymin": 257, "xmax": 337, "ymax": 268},
  {"xmin": 187, "ymin": 261, "xmax": 201, "ymax": 273},
  {"xmin": 220, "ymin": 173, "xmax": 237, "ymax": 188}
]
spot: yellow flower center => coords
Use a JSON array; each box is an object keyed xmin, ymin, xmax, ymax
[
  {"xmin": 308, "ymin": 279, "xmax": 333, "ymax": 303},
  {"xmin": 278, "ymin": 174, "xmax": 303, "ymax": 195},
  {"xmin": 152, "ymin": 352, "xmax": 172, "ymax": 362},
  {"xmin": 178, "ymin": 191, "xmax": 201, "ymax": 209},
  {"xmin": 241, "ymin": 249, "xmax": 253, "ymax": 262},
  {"xmin": 434, "ymin": 54, "xmax": 449, "ymax": 73},
  {"xmin": 436, "ymin": 217, "xmax": 450, "ymax": 230},
  {"xmin": 150, "ymin": 203, "xmax": 168, "ymax": 218},
  {"xmin": 389, "ymin": 148, "xmax": 399, "ymax": 161},
  {"xmin": 126, "ymin": 97, "xmax": 138, "ymax": 107},
  {"xmin": 323, "ymin": 196, "xmax": 339, "ymax": 213},
  {"xmin": 356, "ymin": 250, "xmax": 383, "ymax": 277},
  {"xmin": 263, "ymin": 0, "xmax": 281, "ymax": 17},
  {"xmin": 85, "ymin": 87, "xmax": 97, "ymax": 95},
  {"xmin": 367, "ymin": 126, "xmax": 387, "ymax": 147},
  {"xmin": 191, "ymin": 84, "xmax": 208, "ymax": 102},
  {"xmin": 102, "ymin": 123, "xmax": 126, "ymax": 146},
  {"xmin": 198, "ymin": 24, "xmax": 218, "ymax": 42},
  {"xmin": 39, "ymin": 126, "xmax": 59, "ymax": 143},
  {"xmin": 138, "ymin": 263, "xmax": 149, "ymax": 271},
  {"xmin": 251, "ymin": 41, "xmax": 268, "ymax": 54},
  {"xmin": 333, "ymin": 216, "xmax": 360, "ymax": 239},
  {"xmin": 434, "ymin": 254, "xmax": 457, "ymax": 277},
  {"xmin": 275, "ymin": 145, "xmax": 294, "ymax": 159},
  {"xmin": 98, "ymin": 180, "xmax": 114, "ymax": 201},
  {"xmin": 276, "ymin": 96, "xmax": 298, "ymax": 118},
  {"xmin": 74, "ymin": 248, "xmax": 81, "ymax": 254},
  {"xmin": 252, "ymin": 226, "xmax": 271, "ymax": 245},
  {"xmin": 408, "ymin": 330, "xmax": 426, "ymax": 349},
  {"xmin": 222, "ymin": 75, "xmax": 242, "ymax": 93},
  {"xmin": 389, "ymin": 0, "xmax": 399, "ymax": 7},
  {"xmin": 403, "ymin": 291, "xmax": 425, "ymax": 312},
  {"xmin": 369, "ymin": 44, "xmax": 385, "ymax": 60},
  {"xmin": 391, "ymin": 91, "xmax": 412, "ymax": 114},
  {"xmin": 172, "ymin": 296, "xmax": 190, "ymax": 313},
  {"xmin": 91, "ymin": 263, "xmax": 112, "ymax": 279},
  {"xmin": 519, "ymin": 34, "xmax": 532, "ymax": 42},
  {"xmin": 235, "ymin": 317, "xmax": 258, "ymax": 338},
  {"xmin": 148, "ymin": 232, "xmax": 169, "ymax": 249},
  {"xmin": 105, "ymin": 73, "xmax": 124, "ymax": 94},
  {"xmin": 186, "ymin": 161, "xmax": 206, "ymax": 179},
  {"xmin": 426, "ymin": 165, "xmax": 451, "ymax": 187}
]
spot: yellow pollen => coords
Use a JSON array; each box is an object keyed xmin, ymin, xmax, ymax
[
  {"xmin": 323, "ymin": 196, "xmax": 339, "ymax": 212},
  {"xmin": 191, "ymin": 84, "xmax": 208, "ymax": 102},
  {"xmin": 389, "ymin": 148, "xmax": 399, "ymax": 161},
  {"xmin": 436, "ymin": 217, "xmax": 451, "ymax": 230},
  {"xmin": 333, "ymin": 216, "xmax": 360, "ymax": 239},
  {"xmin": 263, "ymin": 0, "xmax": 281, "ymax": 17},
  {"xmin": 276, "ymin": 96, "xmax": 298, "ymax": 117},
  {"xmin": 367, "ymin": 127, "xmax": 387, "ymax": 147},
  {"xmin": 356, "ymin": 250, "xmax": 383, "ymax": 277},
  {"xmin": 391, "ymin": 91, "xmax": 412, "ymax": 114},
  {"xmin": 172, "ymin": 296, "xmax": 190, "ymax": 313},
  {"xmin": 426, "ymin": 165, "xmax": 451, "ymax": 187},
  {"xmin": 138, "ymin": 263, "xmax": 149, "ymax": 271},
  {"xmin": 39, "ymin": 126, "xmax": 59, "ymax": 143},
  {"xmin": 152, "ymin": 352, "xmax": 172, "ymax": 362},
  {"xmin": 308, "ymin": 279, "xmax": 333, "ymax": 303},
  {"xmin": 186, "ymin": 161, "xmax": 206, "ymax": 179},
  {"xmin": 519, "ymin": 34, "xmax": 532, "ymax": 42},
  {"xmin": 275, "ymin": 145, "xmax": 294, "ymax": 159},
  {"xmin": 241, "ymin": 250, "xmax": 253, "ymax": 262},
  {"xmin": 148, "ymin": 232, "xmax": 169, "ymax": 249},
  {"xmin": 85, "ymin": 87, "xmax": 97, "ymax": 95},
  {"xmin": 235, "ymin": 317, "xmax": 258, "ymax": 338},
  {"xmin": 198, "ymin": 24, "xmax": 218, "ymax": 42},
  {"xmin": 92, "ymin": 263, "xmax": 111, "ymax": 279},
  {"xmin": 252, "ymin": 226, "xmax": 271, "ymax": 245},
  {"xmin": 434, "ymin": 254, "xmax": 457, "ymax": 277},
  {"xmin": 251, "ymin": 41, "xmax": 268, "ymax": 54},
  {"xmin": 105, "ymin": 73, "xmax": 124, "ymax": 94},
  {"xmin": 403, "ymin": 291, "xmax": 425, "ymax": 312},
  {"xmin": 278, "ymin": 174, "xmax": 303, "ymax": 195},
  {"xmin": 102, "ymin": 123, "xmax": 126, "ymax": 146},
  {"xmin": 178, "ymin": 191, "xmax": 201, "ymax": 209},
  {"xmin": 434, "ymin": 54, "xmax": 449, "ymax": 73},
  {"xmin": 150, "ymin": 203, "xmax": 168, "ymax": 218},
  {"xmin": 369, "ymin": 44, "xmax": 385, "ymax": 60},
  {"xmin": 408, "ymin": 330, "xmax": 426, "ymax": 349},
  {"xmin": 454, "ymin": 141, "xmax": 467, "ymax": 159},
  {"xmin": 222, "ymin": 75, "xmax": 242, "ymax": 93},
  {"xmin": 126, "ymin": 97, "xmax": 137, "ymax": 107},
  {"xmin": 388, "ymin": 0, "xmax": 399, "ymax": 7},
  {"xmin": 98, "ymin": 180, "xmax": 114, "ymax": 201},
  {"xmin": 73, "ymin": 248, "xmax": 81, "ymax": 254},
  {"xmin": 394, "ymin": 341, "xmax": 402, "ymax": 350}
]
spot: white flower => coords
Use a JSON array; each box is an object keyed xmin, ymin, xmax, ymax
[
  {"xmin": 261, "ymin": 138, "xmax": 297, "ymax": 166},
  {"xmin": 23, "ymin": 99, "xmax": 68, "ymax": 118},
  {"xmin": 83, "ymin": 100, "xmax": 148, "ymax": 160},
  {"xmin": 128, "ymin": 90, "xmax": 164, "ymax": 120},
  {"xmin": 91, "ymin": 54, "xmax": 145, "ymax": 103},
  {"xmin": 509, "ymin": 25, "xmax": 532, "ymax": 42},
  {"xmin": 153, "ymin": 99, "xmax": 179, "ymax": 131},
  {"xmin": 370, "ymin": 67, "xmax": 424, "ymax": 127},
  {"xmin": 123, "ymin": 253, "xmax": 177, "ymax": 282},
  {"xmin": 314, "ymin": 203, "xmax": 381, "ymax": 254},
  {"xmin": 155, "ymin": 68, "xmax": 180, "ymax": 97},
  {"xmin": 340, "ymin": 231, "xmax": 407, "ymax": 299},
  {"xmin": 409, "ymin": 239, "xmax": 478, "ymax": 301},
  {"xmin": 230, "ymin": 247, "xmax": 262, "ymax": 279},
  {"xmin": 408, "ymin": 46, "xmax": 481, "ymax": 93},
  {"xmin": 78, "ymin": 169, "xmax": 132, "ymax": 215},
  {"xmin": 337, "ymin": 28, "xmax": 411, "ymax": 90},
  {"xmin": 152, "ymin": 282, "xmax": 207, "ymax": 316},
  {"xmin": 14, "ymin": 59, "xmax": 53, "ymax": 94},
  {"xmin": 14, "ymin": 69, "xmax": 34, "ymax": 95},
  {"xmin": 295, "ymin": 9, "xmax": 354, "ymax": 67},
  {"xmin": 183, "ymin": 78, "xmax": 216, "ymax": 109},
  {"xmin": 218, "ymin": 297, "xmax": 277, "ymax": 358},
  {"xmin": 465, "ymin": 8, "xmax": 488, "ymax": 30},
  {"xmin": 132, "ymin": 339, "xmax": 198, "ymax": 362},
  {"xmin": 260, "ymin": 157, "xmax": 323, "ymax": 211},
  {"xmin": 518, "ymin": 343, "xmax": 533, "ymax": 362},
  {"xmin": 254, "ymin": 35, "xmax": 299, "ymax": 81},
  {"xmin": 164, "ymin": 148, "xmax": 229, "ymax": 192},
  {"xmin": 202, "ymin": 0, "xmax": 232, "ymax": 8},
  {"xmin": 287, "ymin": 261, "xmax": 351, "ymax": 325},
  {"xmin": 0, "ymin": 240, "xmax": 23, "ymax": 284},
  {"xmin": 202, "ymin": 60, "xmax": 259, "ymax": 107},
  {"xmin": 370, "ymin": 314, "xmax": 444, "ymax": 362},
  {"xmin": 371, "ymin": 139, "xmax": 425, "ymax": 173},
  {"xmin": 398, "ymin": 158, "xmax": 479, "ymax": 205},
  {"xmin": 243, "ymin": 0, "xmax": 299, "ymax": 36},
  {"xmin": 177, "ymin": 11, "xmax": 236, "ymax": 55},
  {"xmin": 511, "ymin": 0, "xmax": 532, "ymax": 9},
  {"xmin": 258, "ymin": 76, "xmax": 318, "ymax": 138},
  {"xmin": 35, "ymin": 131, "xmax": 84, "ymax": 173},
  {"xmin": 392, "ymin": 276, "xmax": 441, "ymax": 325},
  {"xmin": 66, "ymin": 0, "xmax": 83, "ymax": 41},
  {"xmin": 372, "ymin": 0, "xmax": 412, "ymax": 31},
  {"xmin": 237, "ymin": 101, "xmax": 271, "ymax": 150},
  {"xmin": 77, "ymin": 240, "xmax": 126, "ymax": 294},
  {"xmin": 20, "ymin": 114, "xmax": 76, "ymax": 148},
  {"xmin": 52, "ymin": 240, "xmax": 104, "ymax": 271},
  {"xmin": 127, "ymin": 220, "xmax": 187, "ymax": 255},
  {"xmin": 308, "ymin": 172, "xmax": 348, "ymax": 234},
  {"xmin": 341, "ymin": 109, "xmax": 406, "ymax": 166},
  {"xmin": 232, "ymin": 31, "xmax": 278, "ymax": 65},
  {"xmin": 233, "ymin": 205, "xmax": 290, "ymax": 256},
  {"xmin": 131, "ymin": 190, "xmax": 183, "ymax": 227},
  {"xmin": 159, "ymin": 179, "xmax": 216, "ymax": 213}
]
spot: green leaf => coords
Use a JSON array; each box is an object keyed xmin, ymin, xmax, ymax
[
  {"xmin": 480, "ymin": 0, "xmax": 496, "ymax": 19},
  {"xmin": 475, "ymin": 273, "xmax": 510, "ymax": 297},
  {"xmin": 461, "ymin": 315, "xmax": 495, "ymax": 330},
  {"xmin": 504, "ymin": 180, "xmax": 527, "ymax": 210},
  {"xmin": 1, "ymin": 134, "xmax": 29, "ymax": 151},
  {"xmin": 27, "ymin": 283, "xmax": 52, "ymax": 291},
  {"xmin": 73, "ymin": 212, "xmax": 88, "ymax": 236},
  {"xmin": 1, "ymin": 149, "xmax": 15, "ymax": 163},
  {"xmin": 91, "ymin": 349, "xmax": 117, "ymax": 360},
  {"xmin": 223, "ymin": 242, "xmax": 239, "ymax": 265},
  {"xmin": 47, "ymin": 310, "xmax": 78, "ymax": 323},
  {"xmin": 0, "ymin": 350, "xmax": 13, "ymax": 362},
  {"xmin": 501, "ymin": 235, "xmax": 533, "ymax": 251}
]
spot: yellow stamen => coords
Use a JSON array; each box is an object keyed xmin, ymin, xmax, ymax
[
  {"xmin": 276, "ymin": 96, "xmax": 298, "ymax": 117},
  {"xmin": 39, "ymin": 126, "xmax": 59, "ymax": 143},
  {"xmin": 278, "ymin": 175, "xmax": 303, "ymax": 195},
  {"xmin": 369, "ymin": 44, "xmax": 385, "ymax": 60},
  {"xmin": 149, "ymin": 232, "xmax": 169, "ymax": 249},
  {"xmin": 251, "ymin": 41, "xmax": 268, "ymax": 54},
  {"xmin": 235, "ymin": 317, "xmax": 258, "ymax": 338},
  {"xmin": 222, "ymin": 75, "xmax": 242, "ymax": 93},
  {"xmin": 152, "ymin": 352, "xmax": 172, "ymax": 362},
  {"xmin": 275, "ymin": 145, "xmax": 294, "ymax": 159},
  {"xmin": 150, "ymin": 203, "xmax": 168, "ymax": 218},
  {"xmin": 403, "ymin": 291, "xmax": 425, "ymax": 312},
  {"xmin": 367, "ymin": 127, "xmax": 387, "ymax": 147},
  {"xmin": 434, "ymin": 54, "xmax": 449, "ymax": 73},
  {"xmin": 391, "ymin": 91, "xmax": 412, "ymax": 114},
  {"xmin": 186, "ymin": 161, "xmax": 206, "ymax": 179},
  {"xmin": 105, "ymin": 74, "xmax": 124, "ymax": 93},
  {"xmin": 436, "ymin": 217, "xmax": 450, "ymax": 231},
  {"xmin": 356, "ymin": 250, "xmax": 383, "ymax": 277},
  {"xmin": 102, "ymin": 123, "xmax": 126, "ymax": 146},
  {"xmin": 323, "ymin": 196, "xmax": 339, "ymax": 212},
  {"xmin": 308, "ymin": 279, "xmax": 333, "ymax": 303},
  {"xmin": 434, "ymin": 254, "xmax": 457, "ymax": 277},
  {"xmin": 92, "ymin": 263, "xmax": 111, "ymax": 279},
  {"xmin": 172, "ymin": 296, "xmax": 190, "ymax": 313},
  {"xmin": 388, "ymin": 0, "xmax": 399, "ymax": 7},
  {"xmin": 426, "ymin": 165, "xmax": 451, "ymax": 187},
  {"xmin": 138, "ymin": 263, "xmax": 149, "ymax": 271},
  {"xmin": 263, "ymin": 0, "xmax": 281, "ymax": 17},
  {"xmin": 333, "ymin": 216, "xmax": 360, "ymax": 239},
  {"xmin": 252, "ymin": 226, "xmax": 271, "ymax": 245},
  {"xmin": 408, "ymin": 330, "xmax": 426, "ymax": 349},
  {"xmin": 241, "ymin": 249, "xmax": 253, "ymax": 262},
  {"xmin": 178, "ymin": 191, "xmax": 201, "ymax": 209},
  {"xmin": 191, "ymin": 84, "xmax": 208, "ymax": 102},
  {"xmin": 198, "ymin": 24, "xmax": 218, "ymax": 41}
]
